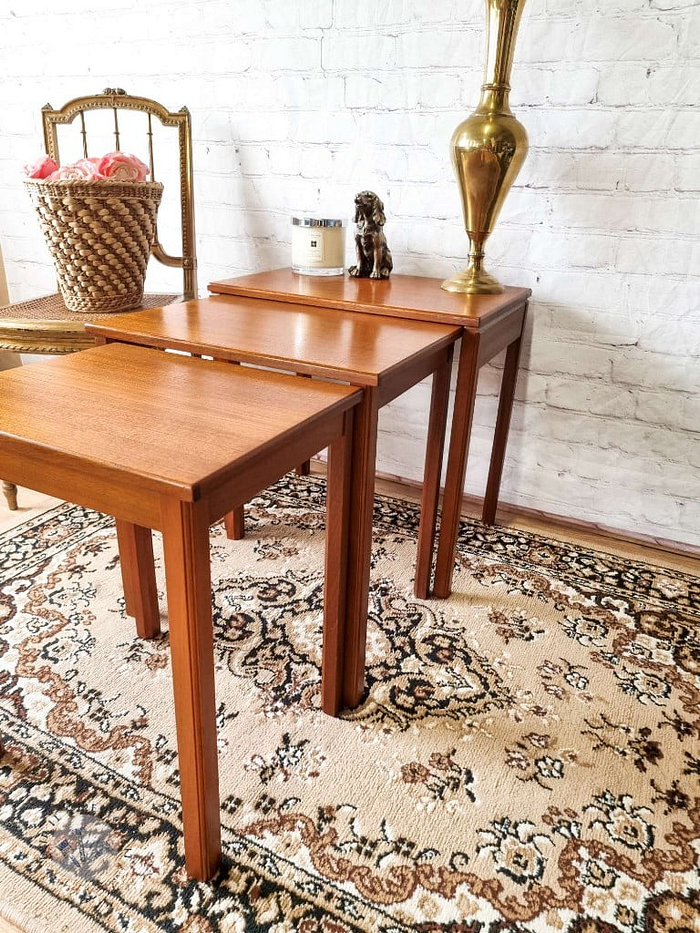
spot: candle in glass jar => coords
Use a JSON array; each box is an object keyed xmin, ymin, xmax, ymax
[{"xmin": 291, "ymin": 218, "xmax": 346, "ymax": 276}]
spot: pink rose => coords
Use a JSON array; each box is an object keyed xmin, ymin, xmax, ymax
[
  {"xmin": 24, "ymin": 155, "xmax": 59, "ymax": 178},
  {"xmin": 97, "ymin": 151, "xmax": 149, "ymax": 182},
  {"xmin": 49, "ymin": 158, "xmax": 103, "ymax": 181}
]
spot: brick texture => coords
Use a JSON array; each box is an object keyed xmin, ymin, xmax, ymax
[{"xmin": 0, "ymin": 0, "xmax": 697, "ymax": 547}]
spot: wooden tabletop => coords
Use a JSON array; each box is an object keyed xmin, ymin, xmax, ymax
[
  {"xmin": 86, "ymin": 296, "xmax": 461, "ymax": 387},
  {"xmin": 207, "ymin": 269, "xmax": 532, "ymax": 329},
  {"xmin": 0, "ymin": 342, "xmax": 359, "ymax": 501}
]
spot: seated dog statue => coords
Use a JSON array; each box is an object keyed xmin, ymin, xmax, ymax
[{"xmin": 348, "ymin": 190, "xmax": 393, "ymax": 279}]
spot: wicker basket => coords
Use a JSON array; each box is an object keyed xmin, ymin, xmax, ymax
[{"xmin": 24, "ymin": 177, "xmax": 164, "ymax": 314}]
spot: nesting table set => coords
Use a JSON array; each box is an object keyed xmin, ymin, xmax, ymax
[{"xmin": 0, "ymin": 269, "xmax": 530, "ymax": 880}]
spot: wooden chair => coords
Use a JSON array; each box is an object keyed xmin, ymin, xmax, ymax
[{"xmin": 0, "ymin": 88, "xmax": 197, "ymax": 509}]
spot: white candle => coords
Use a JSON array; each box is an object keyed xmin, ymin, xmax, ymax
[{"xmin": 291, "ymin": 218, "xmax": 346, "ymax": 276}]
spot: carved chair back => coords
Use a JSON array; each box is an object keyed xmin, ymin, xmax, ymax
[{"xmin": 41, "ymin": 88, "xmax": 197, "ymax": 300}]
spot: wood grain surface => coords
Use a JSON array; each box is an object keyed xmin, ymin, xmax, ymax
[
  {"xmin": 207, "ymin": 269, "xmax": 531, "ymax": 328},
  {"xmin": 86, "ymin": 296, "xmax": 460, "ymax": 386},
  {"xmin": 0, "ymin": 342, "xmax": 359, "ymax": 504}
]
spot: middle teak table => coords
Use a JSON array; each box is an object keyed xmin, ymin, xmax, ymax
[{"xmin": 86, "ymin": 297, "xmax": 461, "ymax": 709}]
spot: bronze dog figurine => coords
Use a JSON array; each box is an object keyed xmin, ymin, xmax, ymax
[{"xmin": 348, "ymin": 191, "xmax": 393, "ymax": 279}]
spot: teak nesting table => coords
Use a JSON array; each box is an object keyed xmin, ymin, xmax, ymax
[
  {"xmin": 0, "ymin": 342, "xmax": 361, "ymax": 879},
  {"xmin": 208, "ymin": 270, "xmax": 532, "ymax": 598},
  {"xmin": 86, "ymin": 299, "xmax": 462, "ymax": 709}
]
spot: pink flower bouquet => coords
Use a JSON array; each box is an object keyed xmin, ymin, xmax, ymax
[
  {"xmin": 23, "ymin": 150, "xmax": 163, "ymax": 314},
  {"xmin": 23, "ymin": 151, "xmax": 150, "ymax": 182}
]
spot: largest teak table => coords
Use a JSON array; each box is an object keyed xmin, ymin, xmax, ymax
[
  {"xmin": 0, "ymin": 342, "xmax": 360, "ymax": 879},
  {"xmin": 209, "ymin": 270, "xmax": 532, "ymax": 599},
  {"xmin": 87, "ymin": 298, "xmax": 461, "ymax": 709}
]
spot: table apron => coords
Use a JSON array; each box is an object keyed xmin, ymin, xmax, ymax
[
  {"xmin": 202, "ymin": 410, "xmax": 350, "ymax": 526},
  {"xmin": 476, "ymin": 305, "xmax": 526, "ymax": 368},
  {"xmin": 0, "ymin": 447, "xmax": 162, "ymax": 528},
  {"xmin": 377, "ymin": 343, "xmax": 457, "ymax": 408}
]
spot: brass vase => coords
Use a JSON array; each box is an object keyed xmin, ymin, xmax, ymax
[{"xmin": 442, "ymin": 0, "xmax": 528, "ymax": 295}]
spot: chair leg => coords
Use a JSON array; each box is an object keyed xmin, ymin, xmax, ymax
[
  {"xmin": 2, "ymin": 481, "xmax": 18, "ymax": 510},
  {"xmin": 115, "ymin": 520, "xmax": 161, "ymax": 638}
]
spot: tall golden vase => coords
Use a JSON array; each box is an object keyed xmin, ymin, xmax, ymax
[{"xmin": 443, "ymin": 0, "xmax": 528, "ymax": 294}]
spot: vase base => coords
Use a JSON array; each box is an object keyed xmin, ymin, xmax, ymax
[{"xmin": 441, "ymin": 267, "xmax": 504, "ymax": 295}]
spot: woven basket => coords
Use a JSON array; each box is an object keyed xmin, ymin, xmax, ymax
[{"xmin": 24, "ymin": 177, "xmax": 164, "ymax": 314}]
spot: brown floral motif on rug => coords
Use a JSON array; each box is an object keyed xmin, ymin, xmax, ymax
[{"xmin": 0, "ymin": 475, "xmax": 698, "ymax": 933}]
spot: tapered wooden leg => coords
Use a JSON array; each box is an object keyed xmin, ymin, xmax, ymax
[
  {"xmin": 414, "ymin": 345, "xmax": 454, "ymax": 599},
  {"xmin": 222, "ymin": 357, "xmax": 246, "ymax": 541},
  {"xmin": 2, "ymin": 481, "xmax": 17, "ymax": 511},
  {"xmin": 161, "ymin": 496, "xmax": 221, "ymax": 882},
  {"xmin": 321, "ymin": 410, "xmax": 354, "ymax": 716},
  {"xmin": 342, "ymin": 389, "xmax": 379, "ymax": 709},
  {"xmin": 482, "ymin": 314, "xmax": 526, "ymax": 525},
  {"xmin": 296, "ymin": 375, "xmax": 312, "ymax": 477},
  {"xmin": 433, "ymin": 332, "xmax": 481, "ymax": 600},
  {"xmin": 116, "ymin": 520, "xmax": 160, "ymax": 638},
  {"xmin": 224, "ymin": 506, "xmax": 245, "ymax": 540}
]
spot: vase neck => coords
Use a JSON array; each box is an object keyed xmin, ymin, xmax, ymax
[
  {"xmin": 479, "ymin": 0, "xmax": 526, "ymax": 110},
  {"xmin": 477, "ymin": 84, "xmax": 512, "ymax": 113}
]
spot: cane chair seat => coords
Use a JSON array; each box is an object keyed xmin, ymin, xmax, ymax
[{"xmin": 0, "ymin": 293, "xmax": 180, "ymax": 354}]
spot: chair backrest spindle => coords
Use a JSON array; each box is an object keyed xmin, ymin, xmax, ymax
[
  {"xmin": 79, "ymin": 112, "xmax": 88, "ymax": 159},
  {"xmin": 112, "ymin": 107, "xmax": 121, "ymax": 151},
  {"xmin": 147, "ymin": 113, "xmax": 155, "ymax": 182}
]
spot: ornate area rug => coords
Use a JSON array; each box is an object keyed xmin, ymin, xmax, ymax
[{"xmin": 0, "ymin": 475, "xmax": 698, "ymax": 933}]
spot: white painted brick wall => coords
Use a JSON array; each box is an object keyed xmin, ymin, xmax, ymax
[{"xmin": 0, "ymin": 0, "xmax": 698, "ymax": 547}]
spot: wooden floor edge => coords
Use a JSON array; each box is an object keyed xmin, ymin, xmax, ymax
[
  {"xmin": 477, "ymin": 493, "xmax": 699, "ymax": 560},
  {"xmin": 308, "ymin": 459, "xmax": 700, "ymax": 563},
  {"xmin": 395, "ymin": 472, "xmax": 699, "ymax": 561}
]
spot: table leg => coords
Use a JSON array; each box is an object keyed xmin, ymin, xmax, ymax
[
  {"xmin": 414, "ymin": 345, "xmax": 454, "ymax": 599},
  {"xmin": 482, "ymin": 317, "xmax": 526, "ymax": 525},
  {"xmin": 115, "ymin": 520, "xmax": 160, "ymax": 638},
  {"xmin": 222, "ymin": 357, "xmax": 246, "ymax": 541},
  {"xmin": 342, "ymin": 388, "xmax": 379, "ymax": 709},
  {"xmin": 2, "ymin": 481, "xmax": 17, "ymax": 510},
  {"xmin": 161, "ymin": 496, "xmax": 221, "ymax": 881},
  {"xmin": 321, "ymin": 410, "xmax": 354, "ymax": 716},
  {"xmin": 296, "ymin": 374, "xmax": 312, "ymax": 477},
  {"xmin": 224, "ymin": 506, "xmax": 245, "ymax": 540},
  {"xmin": 432, "ymin": 332, "xmax": 481, "ymax": 600}
]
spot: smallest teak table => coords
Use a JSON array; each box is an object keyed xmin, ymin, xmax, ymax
[
  {"xmin": 209, "ymin": 270, "xmax": 532, "ymax": 599},
  {"xmin": 0, "ymin": 342, "xmax": 360, "ymax": 881}
]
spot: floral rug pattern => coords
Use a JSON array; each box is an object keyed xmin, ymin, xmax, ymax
[{"xmin": 0, "ymin": 475, "xmax": 698, "ymax": 932}]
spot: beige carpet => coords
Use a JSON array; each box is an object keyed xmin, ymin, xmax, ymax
[{"xmin": 0, "ymin": 475, "xmax": 698, "ymax": 932}]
